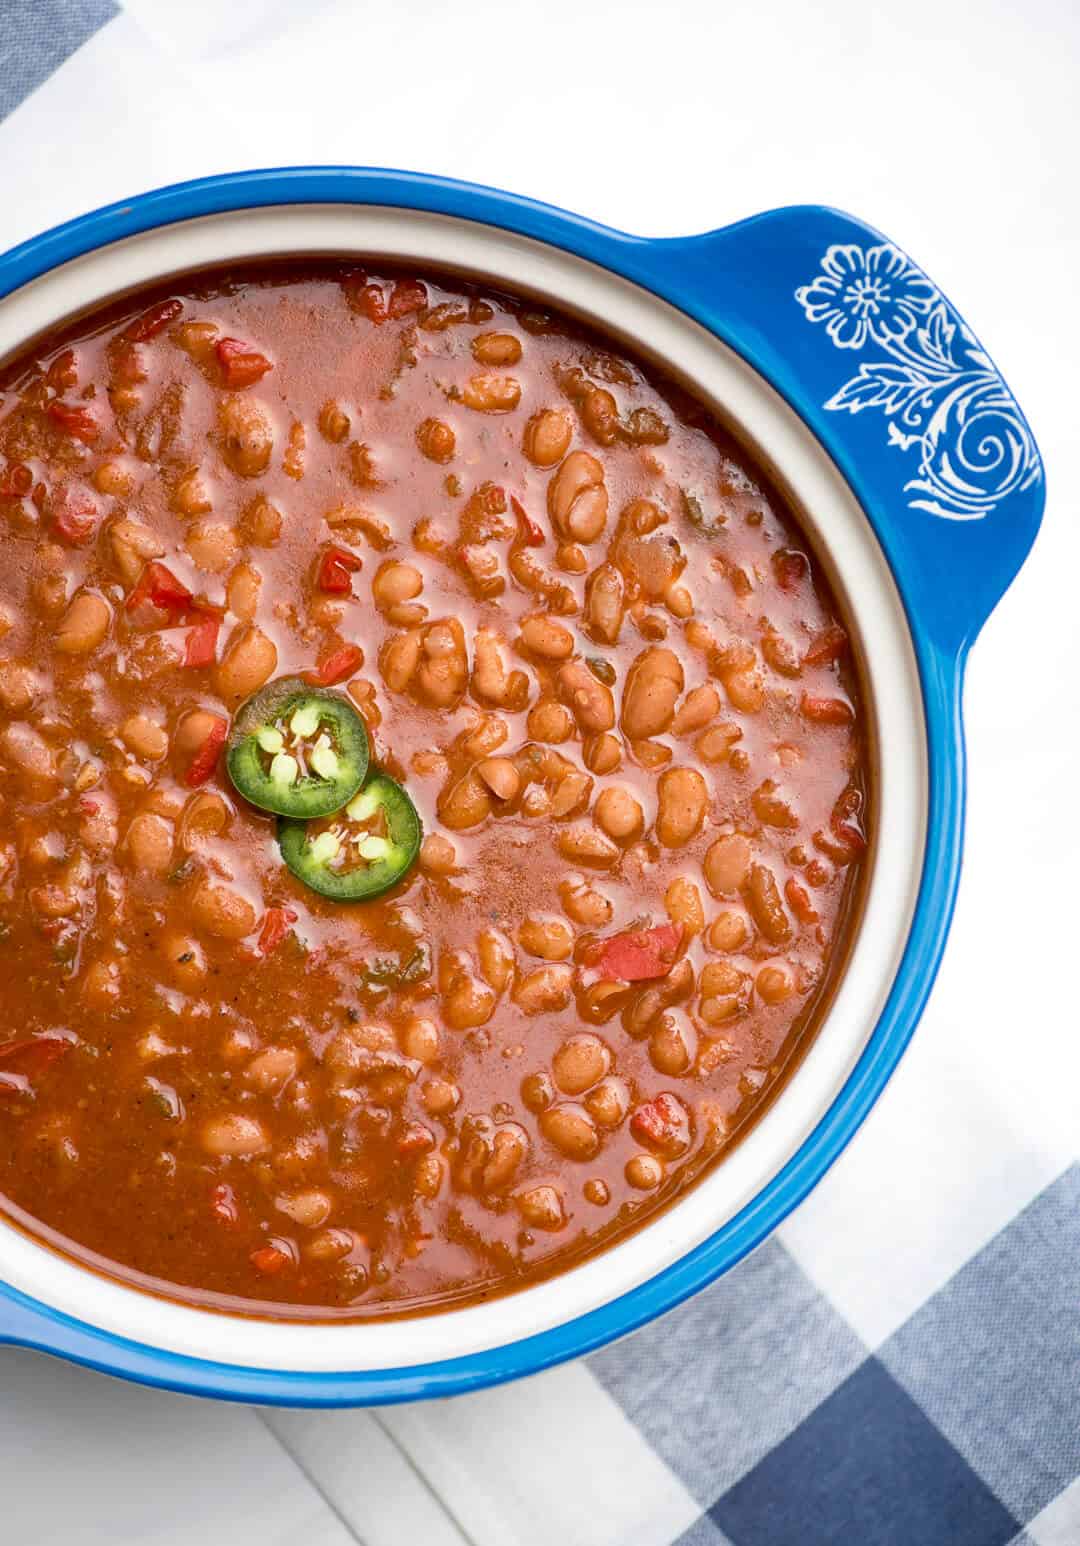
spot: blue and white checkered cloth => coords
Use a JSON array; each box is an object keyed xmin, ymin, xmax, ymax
[{"xmin": 1, "ymin": 4, "xmax": 1076, "ymax": 1543}]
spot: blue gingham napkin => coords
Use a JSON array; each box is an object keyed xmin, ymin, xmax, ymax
[{"xmin": 1, "ymin": 5, "xmax": 1077, "ymax": 1544}]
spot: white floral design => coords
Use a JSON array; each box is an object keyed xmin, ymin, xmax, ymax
[{"xmin": 795, "ymin": 241, "xmax": 1041, "ymax": 519}]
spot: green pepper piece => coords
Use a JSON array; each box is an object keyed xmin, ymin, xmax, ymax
[
  {"xmin": 278, "ymin": 773, "xmax": 422, "ymax": 901},
  {"xmin": 226, "ymin": 676, "xmax": 369, "ymax": 819}
]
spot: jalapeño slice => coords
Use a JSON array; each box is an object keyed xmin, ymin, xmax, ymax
[
  {"xmin": 226, "ymin": 676, "xmax": 369, "ymax": 819},
  {"xmin": 278, "ymin": 773, "xmax": 422, "ymax": 901}
]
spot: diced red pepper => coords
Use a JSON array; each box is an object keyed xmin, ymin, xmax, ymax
[
  {"xmin": 803, "ymin": 624, "xmax": 849, "ymax": 667},
  {"xmin": 126, "ymin": 561, "xmax": 193, "ymax": 617},
  {"xmin": 210, "ymin": 1183, "xmax": 240, "ymax": 1228},
  {"xmin": 397, "ymin": 1122, "xmax": 436, "ymax": 1156},
  {"xmin": 629, "ymin": 1092, "xmax": 691, "ymax": 1156},
  {"xmin": 122, "ymin": 297, "xmax": 183, "ymax": 343},
  {"xmin": 308, "ymin": 643, "xmax": 364, "ymax": 687},
  {"xmin": 51, "ymin": 488, "xmax": 99, "ymax": 547},
  {"xmin": 596, "ymin": 923, "xmax": 683, "ymax": 983},
  {"xmin": 47, "ymin": 400, "xmax": 99, "ymax": 444},
  {"xmin": 785, "ymin": 877, "xmax": 820, "ymax": 925},
  {"xmin": 316, "ymin": 545, "xmax": 362, "ymax": 595},
  {"xmin": 0, "ymin": 1036, "xmax": 71, "ymax": 1095},
  {"xmin": 511, "ymin": 493, "xmax": 545, "ymax": 546},
  {"xmin": 182, "ymin": 610, "xmax": 221, "ymax": 669},
  {"xmin": 387, "ymin": 279, "xmax": 428, "ymax": 319},
  {"xmin": 800, "ymin": 693, "xmax": 854, "ymax": 726},
  {"xmin": 215, "ymin": 337, "xmax": 273, "ymax": 388},
  {"xmin": 184, "ymin": 715, "xmax": 228, "ymax": 788},
  {"xmin": 77, "ymin": 797, "xmax": 100, "ymax": 815},
  {"xmin": 257, "ymin": 907, "xmax": 298, "ymax": 958},
  {"xmin": 0, "ymin": 462, "xmax": 33, "ymax": 498},
  {"xmin": 250, "ymin": 1243, "xmax": 292, "ymax": 1276}
]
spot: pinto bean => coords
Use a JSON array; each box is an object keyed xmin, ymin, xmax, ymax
[
  {"xmin": 1, "ymin": 722, "xmax": 57, "ymax": 794},
  {"xmin": 218, "ymin": 394, "xmax": 274, "ymax": 477},
  {"xmin": 416, "ymin": 620, "xmax": 468, "ymax": 708},
  {"xmin": 583, "ymin": 733, "xmax": 622, "ymax": 775},
  {"xmin": 227, "ymin": 562, "xmax": 261, "ymax": 621},
  {"xmin": 540, "ymin": 1103, "xmax": 600, "ymax": 1160},
  {"xmin": 56, "ymin": 592, "xmax": 110, "ymax": 655},
  {"xmin": 477, "ymin": 927, "xmax": 515, "ymax": 991},
  {"xmin": 471, "ymin": 332, "xmax": 522, "ymax": 366},
  {"xmin": 520, "ymin": 614, "xmax": 574, "ymax": 660},
  {"xmin": 0, "ymin": 661, "xmax": 36, "ymax": 713},
  {"xmin": 583, "ymin": 563, "xmax": 625, "ymax": 644},
  {"xmin": 417, "ymin": 417, "xmax": 455, "ymax": 462},
  {"xmin": 318, "ymin": 401, "xmax": 351, "ymax": 443},
  {"xmin": 160, "ymin": 929, "xmax": 207, "ymax": 991},
  {"xmin": 419, "ymin": 833, "xmax": 458, "ymax": 875},
  {"xmin": 744, "ymin": 862, "xmax": 792, "ymax": 944},
  {"xmin": 172, "ymin": 468, "xmax": 213, "ymax": 517},
  {"xmin": 401, "ymin": 1017, "xmax": 441, "ymax": 1064},
  {"xmin": 518, "ymin": 914, "xmax": 573, "ymax": 961},
  {"xmin": 523, "ymin": 407, "xmax": 572, "ymax": 467},
  {"xmin": 186, "ymin": 521, "xmax": 237, "ymax": 574},
  {"xmin": 373, "ymin": 562, "xmax": 423, "ymax": 610},
  {"xmin": 471, "ymin": 628, "xmax": 528, "ymax": 708},
  {"xmin": 515, "ymin": 1184, "xmax": 566, "ymax": 1230},
  {"xmin": 527, "ymin": 699, "xmax": 574, "ymax": 743},
  {"xmin": 476, "ymin": 756, "xmax": 521, "ymax": 802},
  {"xmin": 665, "ymin": 876, "xmax": 705, "ymax": 935},
  {"xmin": 672, "ymin": 683, "xmax": 720, "ymax": 736},
  {"xmin": 481, "ymin": 1126, "xmax": 529, "ymax": 1192},
  {"xmin": 276, "ymin": 1189, "xmax": 333, "ymax": 1228},
  {"xmin": 190, "ymin": 879, "xmax": 257, "ymax": 940},
  {"xmin": 621, "ymin": 647, "xmax": 684, "ymax": 740},
  {"xmin": 442, "ymin": 970, "xmax": 496, "ymax": 1030},
  {"xmin": 381, "ymin": 628, "xmax": 423, "ymax": 693},
  {"xmin": 437, "ymin": 769, "xmax": 492, "ymax": 829},
  {"xmin": 215, "ymin": 624, "xmax": 277, "ymax": 702},
  {"xmin": 557, "ymin": 826, "xmax": 619, "ymax": 867},
  {"xmin": 558, "ymin": 659, "xmax": 615, "ymax": 733},
  {"xmin": 512, "ymin": 963, "xmax": 573, "ymax": 1014},
  {"xmin": 559, "ymin": 876, "xmax": 613, "ymax": 927},
  {"xmin": 552, "ymin": 1034, "xmax": 610, "ymax": 1095},
  {"xmin": 656, "ymin": 767, "xmax": 709, "ymax": 847},
  {"xmin": 703, "ymin": 833, "xmax": 752, "ymax": 896},
  {"xmin": 548, "ymin": 451, "xmax": 608, "ymax": 543},
  {"xmin": 246, "ymin": 1047, "xmax": 299, "ymax": 1093},
  {"xmin": 462, "ymin": 374, "xmax": 521, "ymax": 413},
  {"xmin": 594, "ymin": 785, "xmax": 644, "ymax": 843},
  {"xmin": 110, "ymin": 519, "xmax": 163, "ymax": 584},
  {"xmin": 201, "ymin": 1113, "xmax": 269, "ymax": 1158},
  {"xmin": 124, "ymin": 811, "xmax": 173, "ymax": 875}
]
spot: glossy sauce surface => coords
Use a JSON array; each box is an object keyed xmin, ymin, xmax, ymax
[{"xmin": 0, "ymin": 264, "xmax": 867, "ymax": 1316}]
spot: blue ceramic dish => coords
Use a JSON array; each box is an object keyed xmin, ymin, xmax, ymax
[{"xmin": 0, "ymin": 168, "xmax": 1044, "ymax": 1405}]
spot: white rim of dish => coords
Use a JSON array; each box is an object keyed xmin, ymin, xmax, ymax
[{"xmin": 0, "ymin": 206, "xmax": 926, "ymax": 1373}]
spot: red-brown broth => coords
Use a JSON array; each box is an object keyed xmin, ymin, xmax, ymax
[{"xmin": 0, "ymin": 262, "xmax": 869, "ymax": 1317}]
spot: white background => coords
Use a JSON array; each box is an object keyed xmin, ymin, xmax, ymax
[{"xmin": 1, "ymin": 2, "xmax": 1078, "ymax": 1541}]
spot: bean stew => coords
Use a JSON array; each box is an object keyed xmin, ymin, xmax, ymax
[{"xmin": 0, "ymin": 263, "xmax": 868, "ymax": 1316}]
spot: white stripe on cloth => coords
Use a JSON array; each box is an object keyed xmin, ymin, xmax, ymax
[
  {"xmin": 376, "ymin": 1362, "xmax": 702, "ymax": 1546},
  {"xmin": 264, "ymin": 1406, "xmax": 471, "ymax": 1546},
  {"xmin": 1027, "ymin": 1478, "xmax": 1080, "ymax": 1546}
]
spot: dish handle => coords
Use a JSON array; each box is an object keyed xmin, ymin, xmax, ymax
[{"xmin": 634, "ymin": 206, "xmax": 1045, "ymax": 650}]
